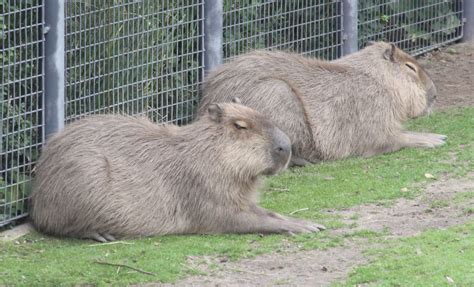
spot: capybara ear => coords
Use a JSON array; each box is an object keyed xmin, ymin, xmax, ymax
[
  {"xmin": 231, "ymin": 97, "xmax": 242, "ymax": 104},
  {"xmin": 383, "ymin": 43, "xmax": 396, "ymax": 61},
  {"xmin": 208, "ymin": 104, "xmax": 223, "ymax": 123}
]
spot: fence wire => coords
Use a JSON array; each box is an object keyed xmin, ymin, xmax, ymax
[
  {"xmin": 65, "ymin": 0, "xmax": 204, "ymax": 125},
  {"xmin": 0, "ymin": 1, "xmax": 44, "ymax": 226},
  {"xmin": 223, "ymin": 0, "xmax": 343, "ymax": 60},
  {"xmin": 358, "ymin": 0, "xmax": 464, "ymax": 55}
]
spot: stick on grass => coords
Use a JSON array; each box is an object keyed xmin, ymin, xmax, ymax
[
  {"xmin": 289, "ymin": 207, "xmax": 309, "ymax": 215},
  {"xmin": 94, "ymin": 260, "xmax": 156, "ymax": 276}
]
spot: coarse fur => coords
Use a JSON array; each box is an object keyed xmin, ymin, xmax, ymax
[
  {"xmin": 199, "ymin": 42, "xmax": 446, "ymax": 164},
  {"xmin": 31, "ymin": 102, "xmax": 324, "ymax": 242}
]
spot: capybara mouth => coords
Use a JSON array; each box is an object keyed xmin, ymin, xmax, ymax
[
  {"xmin": 262, "ymin": 168, "xmax": 276, "ymax": 176},
  {"xmin": 261, "ymin": 166, "xmax": 280, "ymax": 176},
  {"xmin": 261, "ymin": 158, "xmax": 289, "ymax": 176}
]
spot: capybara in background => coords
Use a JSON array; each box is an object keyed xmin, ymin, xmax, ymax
[
  {"xmin": 199, "ymin": 41, "xmax": 446, "ymax": 166},
  {"xmin": 31, "ymin": 101, "xmax": 325, "ymax": 242}
]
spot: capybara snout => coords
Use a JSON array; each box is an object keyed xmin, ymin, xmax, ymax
[{"xmin": 267, "ymin": 127, "xmax": 291, "ymax": 175}]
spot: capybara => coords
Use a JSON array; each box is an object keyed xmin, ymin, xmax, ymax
[
  {"xmin": 31, "ymin": 101, "xmax": 325, "ymax": 242},
  {"xmin": 199, "ymin": 41, "xmax": 446, "ymax": 165}
]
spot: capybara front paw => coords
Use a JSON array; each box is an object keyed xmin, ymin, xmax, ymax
[
  {"xmin": 279, "ymin": 220, "xmax": 326, "ymax": 235},
  {"xmin": 85, "ymin": 232, "xmax": 117, "ymax": 243}
]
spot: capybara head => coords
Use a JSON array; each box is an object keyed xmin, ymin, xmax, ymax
[
  {"xmin": 364, "ymin": 41, "xmax": 437, "ymax": 117},
  {"xmin": 205, "ymin": 98, "xmax": 291, "ymax": 176}
]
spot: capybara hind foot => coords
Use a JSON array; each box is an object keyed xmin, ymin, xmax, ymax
[{"xmin": 84, "ymin": 232, "xmax": 116, "ymax": 243}]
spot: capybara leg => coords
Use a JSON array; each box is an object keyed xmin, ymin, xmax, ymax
[
  {"xmin": 364, "ymin": 131, "xmax": 447, "ymax": 157},
  {"xmin": 218, "ymin": 207, "xmax": 324, "ymax": 235},
  {"xmin": 402, "ymin": 131, "xmax": 447, "ymax": 148},
  {"xmin": 84, "ymin": 232, "xmax": 116, "ymax": 243},
  {"xmin": 255, "ymin": 206, "xmax": 326, "ymax": 231},
  {"xmin": 290, "ymin": 156, "xmax": 312, "ymax": 167}
]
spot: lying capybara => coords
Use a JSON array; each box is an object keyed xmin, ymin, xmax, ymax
[
  {"xmin": 31, "ymin": 101, "xmax": 325, "ymax": 242},
  {"xmin": 199, "ymin": 42, "xmax": 446, "ymax": 165}
]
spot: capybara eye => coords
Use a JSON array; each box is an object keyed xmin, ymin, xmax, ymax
[
  {"xmin": 405, "ymin": 62, "xmax": 417, "ymax": 73},
  {"xmin": 234, "ymin": 120, "xmax": 248, "ymax": 130}
]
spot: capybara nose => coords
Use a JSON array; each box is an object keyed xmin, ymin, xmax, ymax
[
  {"xmin": 274, "ymin": 144, "xmax": 290, "ymax": 157},
  {"xmin": 272, "ymin": 128, "xmax": 291, "ymax": 163}
]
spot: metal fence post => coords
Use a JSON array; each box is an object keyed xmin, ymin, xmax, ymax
[
  {"xmin": 464, "ymin": 0, "xmax": 474, "ymax": 42},
  {"xmin": 204, "ymin": 0, "xmax": 223, "ymax": 72},
  {"xmin": 342, "ymin": 0, "xmax": 358, "ymax": 55},
  {"xmin": 44, "ymin": 0, "xmax": 65, "ymax": 139}
]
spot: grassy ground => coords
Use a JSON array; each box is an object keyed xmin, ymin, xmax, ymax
[
  {"xmin": 0, "ymin": 107, "xmax": 473, "ymax": 286},
  {"xmin": 345, "ymin": 222, "xmax": 474, "ymax": 286}
]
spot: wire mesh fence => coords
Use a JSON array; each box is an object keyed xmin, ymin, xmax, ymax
[
  {"xmin": 65, "ymin": 0, "xmax": 204, "ymax": 125},
  {"xmin": 358, "ymin": 0, "xmax": 464, "ymax": 55},
  {"xmin": 223, "ymin": 0, "xmax": 343, "ymax": 61},
  {"xmin": 0, "ymin": 0, "xmax": 44, "ymax": 226}
]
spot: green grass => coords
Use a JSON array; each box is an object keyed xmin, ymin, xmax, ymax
[
  {"xmin": 1, "ymin": 107, "xmax": 473, "ymax": 286},
  {"xmin": 345, "ymin": 222, "xmax": 474, "ymax": 286}
]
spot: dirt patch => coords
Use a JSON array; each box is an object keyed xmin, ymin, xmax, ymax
[
  {"xmin": 419, "ymin": 41, "xmax": 474, "ymax": 110},
  {"xmin": 176, "ymin": 177, "xmax": 474, "ymax": 286},
  {"xmin": 332, "ymin": 178, "xmax": 474, "ymax": 239},
  {"xmin": 176, "ymin": 242, "xmax": 365, "ymax": 286}
]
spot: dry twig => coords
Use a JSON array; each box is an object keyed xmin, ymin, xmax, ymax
[
  {"xmin": 88, "ymin": 241, "xmax": 134, "ymax": 247},
  {"xmin": 289, "ymin": 207, "xmax": 309, "ymax": 215},
  {"xmin": 94, "ymin": 260, "xmax": 156, "ymax": 276}
]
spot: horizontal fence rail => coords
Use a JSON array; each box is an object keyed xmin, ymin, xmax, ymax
[{"xmin": 0, "ymin": 0, "xmax": 469, "ymax": 227}]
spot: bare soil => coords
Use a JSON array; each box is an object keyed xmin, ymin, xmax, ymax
[
  {"xmin": 419, "ymin": 42, "xmax": 474, "ymax": 110},
  {"xmin": 174, "ymin": 42, "xmax": 474, "ymax": 286}
]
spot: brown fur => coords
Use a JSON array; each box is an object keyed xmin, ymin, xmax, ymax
[
  {"xmin": 30, "ymin": 103, "xmax": 324, "ymax": 242},
  {"xmin": 199, "ymin": 42, "xmax": 446, "ymax": 164}
]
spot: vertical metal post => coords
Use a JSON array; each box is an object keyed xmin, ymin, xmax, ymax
[
  {"xmin": 342, "ymin": 0, "xmax": 358, "ymax": 55},
  {"xmin": 204, "ymin": 0, "xmax": 223, "ymax": 72},
  {"xmin": 464, "ymin": 0, "xmax": 474, "ymax": 42},
  {"xmin": 44, "ymin": 0, "xmax": 65, "ymax": 139}
]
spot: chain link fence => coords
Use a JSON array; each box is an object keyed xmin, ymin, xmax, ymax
[
  {"xmin": 0, "ymin": 0, "xmax": 467, "ymax": 227},
  {"xmin": 358, "ymin": 0, "xmax": 464, "ymax": 55}
]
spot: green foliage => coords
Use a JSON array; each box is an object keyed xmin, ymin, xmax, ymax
[
  {"xmin": 65, "ymin": 0, "xmax": 202, "ymax": 124},
  {"xmin": 223, "ymin": 1, "xmax": 342, "ymax": 60},
  {"xmin": 358, "ymin": 0, "xmax": 463, "ymax": 53}
]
